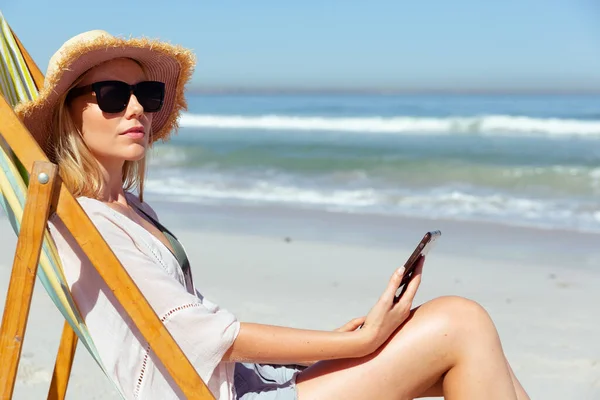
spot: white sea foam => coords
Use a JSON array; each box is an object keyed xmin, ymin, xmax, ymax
[
  {"xmin": 146, "ymin": 178, "xmax": 379, "ymax": 208},
  {"xmin": 180, "ymin": 113, "xmax": 600, "ymax": 137},
  {"xmin": 145, "ymin": 178, "xmax": 600, "ymax": 233}
]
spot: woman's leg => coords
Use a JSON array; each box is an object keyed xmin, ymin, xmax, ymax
[
  {"xmin": 417, "ymin": 355, "xmax": 529, "ymax": 399},
  {"xmin": 296, "ymin": 296, "xmax": 527, "ymax": 400},
  {"xmin": 505, "ymin": 358, "xmax": 529, "ymax": 400}
]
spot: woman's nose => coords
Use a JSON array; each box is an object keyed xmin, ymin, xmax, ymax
[{"xmin": 125, "ymin": 94, "xmax": 144, "ymax": 117}]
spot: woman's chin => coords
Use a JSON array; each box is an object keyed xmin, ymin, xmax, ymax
[
  {"xmin": 123, "ymin": 149, "xmax": 147, "ymax": 162},
  {"xmin": 121, "ymin": 144, "xmax": 148, "ymax": 161},
  {"xmin": 130, "ymin": 153, "xmax": 147, "ymax": 162}
]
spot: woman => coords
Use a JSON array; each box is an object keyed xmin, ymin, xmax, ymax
[{"xmin": 16, "ymin": 30, "xmax": 529, "ymax": 400}]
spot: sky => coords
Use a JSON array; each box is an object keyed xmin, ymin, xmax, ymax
[{"xmin": 3, "ymin": 0, "xmax": 600, "ymax": 93}]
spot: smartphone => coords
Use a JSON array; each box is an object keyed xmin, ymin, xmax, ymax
[{"xmin": 394, "ymin": 230, "xmax": 441, "ymax": 302}]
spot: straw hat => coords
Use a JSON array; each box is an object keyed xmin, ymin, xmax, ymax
[{"xmin": 15, "ymin": 30, "xmax": 196, "ymax": 152}]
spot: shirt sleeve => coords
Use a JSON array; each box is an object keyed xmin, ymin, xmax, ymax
[{"xmin": 48, "ymin": 202, "xmax": 240, "ymax": 396}]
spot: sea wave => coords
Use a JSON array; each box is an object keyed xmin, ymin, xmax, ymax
[
  {"xmin": 145, "ymin": 177, "xmax": 600, "ymax": 233},
  {"xmin": 180, "ymin": 114, "xmax": 600, "ymax": 137}
]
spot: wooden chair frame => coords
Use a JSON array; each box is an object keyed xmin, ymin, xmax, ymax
[{"xmin": 0, "ymin": 29, "xmax": 214, "ymax": 400}]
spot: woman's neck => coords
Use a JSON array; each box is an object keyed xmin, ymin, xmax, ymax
[
  {"xmin": 100, "ymin": 187, "xmax": 128, "ymax": 204},
  {"xmin": 97, "ymin": 160, "xmax": 128, "ymax": 205}
]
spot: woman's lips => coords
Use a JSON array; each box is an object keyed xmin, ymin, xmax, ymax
[{"xmin": 121, "ymin": 127, "xmax": 145, "ymax": 139}]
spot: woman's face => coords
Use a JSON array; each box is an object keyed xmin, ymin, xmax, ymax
[{"xmin": 68, "ymin": 58, "xmax": 152, "ymax": 170}]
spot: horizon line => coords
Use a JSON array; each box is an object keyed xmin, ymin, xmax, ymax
[{"xmin": 187, "ymin": 85, "xmax": 600, "ymax": 96}]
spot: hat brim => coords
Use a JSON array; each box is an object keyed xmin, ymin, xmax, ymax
[{"xmin": 15, "ymin": 35, "xmax": 195, "ymax": 153}]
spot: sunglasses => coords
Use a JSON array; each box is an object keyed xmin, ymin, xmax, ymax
[{"xmin": 68, "ymin": 80, "xmax": 165, "ymax": 113}]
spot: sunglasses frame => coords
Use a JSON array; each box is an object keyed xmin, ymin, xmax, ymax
[{"xmin": 67, "ymin": 80, "xmax": 165, "ymax": 113}]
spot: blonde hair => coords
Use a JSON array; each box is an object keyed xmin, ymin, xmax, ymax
[{"xmin": 50, "ymin": 80, "xmax": 147, "ymax": 201}]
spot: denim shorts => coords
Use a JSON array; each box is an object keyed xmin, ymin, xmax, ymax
[{"xmin": 234, "ymin": 363, "xmax": 304, "ymax": 400}]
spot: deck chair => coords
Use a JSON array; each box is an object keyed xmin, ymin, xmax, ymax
[{"xmin": 0, "ymin": 12, "xmax": 214, "ymax": 400}]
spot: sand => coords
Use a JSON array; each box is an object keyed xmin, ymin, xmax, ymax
[{"xmin": 1, "ymin": 201, "xmax": 599, "ymax": 399}]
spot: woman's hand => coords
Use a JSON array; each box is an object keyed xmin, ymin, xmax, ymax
[{"xmin": 359, "ymin": 256, "xmax": 425, "ymax": 352}]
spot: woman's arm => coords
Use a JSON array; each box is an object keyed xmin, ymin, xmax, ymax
[
  {"xmin": 222, "ymin": 322, "xmax": 372, "ymax": 364},
  {"xmin": 223, "ymin": 259, "xmax": 424, "ymax": 365}
]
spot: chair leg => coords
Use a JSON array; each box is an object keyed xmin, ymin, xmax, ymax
[
  {"xmin": 47, "ymin": 321, "xmax": 78, "ymax": 400},
  {"xmin": 0, "ymin": 161, "xmax": 58, "ymax": 400}
]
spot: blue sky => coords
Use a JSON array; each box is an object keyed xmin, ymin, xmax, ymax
[{"xmin": 3, "ymin": 1, "xmax": 600, "ymax": 93}]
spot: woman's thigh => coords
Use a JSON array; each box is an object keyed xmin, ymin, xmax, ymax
[{"xmin": 295, "ymin": 296, "xmax": 495, "ymax": 400}]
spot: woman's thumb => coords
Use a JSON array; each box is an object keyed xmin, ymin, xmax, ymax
[{"xmin": 335, "ymin": 316, "xmax": 367, "ymax": 332}]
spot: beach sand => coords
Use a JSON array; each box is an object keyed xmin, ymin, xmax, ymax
[{"xmin": 1, "ymin": 201, "xmax": 599, "ymax": 399}]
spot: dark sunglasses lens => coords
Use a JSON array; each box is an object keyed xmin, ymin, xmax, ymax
[
  {"xmin": 95, "ymin": 82, "xmax": 130, "ymax": 113},
  {"xmin": 135, "ymin": 82, "xmax": 165, "ymax": 112}
]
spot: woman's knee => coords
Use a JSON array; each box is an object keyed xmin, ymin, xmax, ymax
[{"xmin": 415, "ymin": 295, "xmax": 497, "ymax": 337}]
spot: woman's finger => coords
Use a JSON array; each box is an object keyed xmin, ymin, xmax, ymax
[
  {"xmin": 397, "ymin": 257, "xmax": 424, "ymax": 306},
  {"xmin": 381, "ymin": 266, "xmax": 405, "ymax": 303}
]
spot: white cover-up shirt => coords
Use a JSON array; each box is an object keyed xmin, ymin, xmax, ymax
[{"xmin": 48, "ymin": 194, "xmax": 240, "ymax": 399}]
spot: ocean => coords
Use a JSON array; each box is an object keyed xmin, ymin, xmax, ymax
[{"xmin": 146, "ymin": 93, "xmax": 600, "ymax": 233}]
